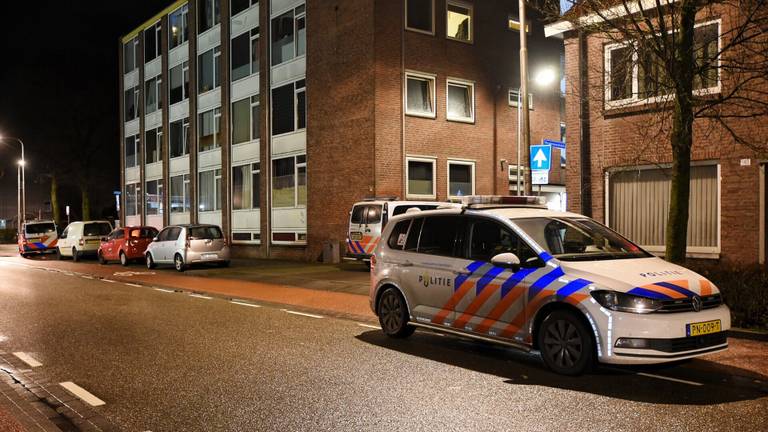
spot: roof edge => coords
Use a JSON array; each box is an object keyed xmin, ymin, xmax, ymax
[
  {"xmin": 121, "ymin": 0, "xmax": 188, "ymax": 44},
  {"xmin": 544, "ymin": 0, "xmax": 678, "ymax": 38}
]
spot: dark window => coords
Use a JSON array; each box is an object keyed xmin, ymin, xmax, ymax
[
  {"xmin": 169, "ymin": 62, "xmax": 188, "ymax": 104},
  {"xmin": 170, "ymin": 119, "xmax": 189, "ymax": 157},
  {"xmin": 25, "ymin": 223, "xmax": 55, "ymax": 235},
  {"xmin": 144, "ymin": 24, "xmax": 160, "ymax": 62},
  {"xmin": 404, "ymin": 218, "xmax": 424, "ymax": 252},
  {"xmin": 231, "ymin": 32, "xmax": 251, "ymax": 81},
  {"xmin": 123, "ymin": 39, "xmax": 136, "ymax": 73},
  {"xmin": 406, "ymin": 0, "xmax": 433, "ymax": 33},
  {"xmin": 233, "ymin": 232, "xmax": 252, "ymax": 241},
  {"xmin": 124, "ymin": 87, "xmax": 137, "ymax": 121},
  {"xmin": 350, "ymin": 205, "xmax": 366, "ymax": 224},
  {"xmin": 366, "ymin": 206, "xmax": 382, "ymax": 224},
  {"xmin": 198, "ymin": 0, "xmax": 220, "ymax": 33},
  {"xmin": 272, "ymin": 83, "xmax": 294, "ymax": 135},
  {"xmin": 449, "ymin": 163, "xmax": 473, "ymax": 196},
  {"xmin": 468, "ymin": 218, "xmax": 537, "ymax": 263},
  {"xmin": 271, "ymin": 10, "xmax": 295, "ymax": 65},
  {"xmin": 387, "ymin": 220, "xmax": 412, "ymax": 249},
  {"xmin": 296, "ymin": 80, "xmax": 306, "ymax": 129},
  {"xmin": 84, "ymin": 223, "xmax": 112, "ymax": 237},
  {"xmin": 232, "ymin": 0, "xmax": 252, "ymax": 16},
  {"xmin": 198, "ymin": 48, "xmax": 219, "ymax": 93},
  {"xmin": 609, "ymin": 46, "xmax": 632, "ymax": 101},
  {"xmin": 252, "ymin": 163, "xmax": 261, "ymax": 208},
  {"xmin": 167, "ymin": 227, "xmax": 182, "ymax": 241},
  {"xmin": 418, "ymin": 216, "xmax": 464, "ymax": 257}
]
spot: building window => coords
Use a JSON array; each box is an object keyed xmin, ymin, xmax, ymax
[
  {"xmin": 272, "ymin": 79, "xmax": 305, "ymax": 135},
  {"xmin": 405, "ymin": 72, "xmax": 436, "ymax": 118},
  {"xmin": 232, "ymin": 95, "xmax": 260, "ymax": 144},
  {"xmin": 446, "ymin": 1, "xmax": 472, "ymax": 42},
  {"xmin": 125, "ymin": 135, "xmax": 139, "ymax": 168},
  {"xmin": 198, "ymin": 168, "xmax": 222, "ymax": 212},
  {"xmin": 124, "ymin": 86, "xmax": 138, "ymax": 121},
  {"xmin": 123, "ymin": 38, "xmax": 138, "ymax": 73},
  {"xmin": 271, "ymin": 5, "xmax": 305, "ymax": 66},
  {"xmin": 233, "ymin": 162, "xmax": 260, "ymax": 210},
  {"xmin": 198, "ymin": 46, "xmax": 221, "ymax": 93},
  {"xmin": 508, "ymin": 89, "xmax": 534, "ymax": 109},
  {"xmin": 198, "ymin": 0, "xmax": 220, "ymax": 34},
  {"xmin": 406, "ymin": 0, "xmax": 434, "ymax": 34},
  {"xmin": 145, "ymin": 180, "xmax": 163, "ymax": 216},
  {"xmin": 145, "ymin": 76, "xmax": 162, "ymax": 113},
  {"xmin": 272, "ymin": 155, "xmax": 306, "ymax": 208},
  {"xmin": 169, "ymin": 61, "xmax": 189, "ymax": 104},
  {"xmin": 448, "ymin": 161, "xmax": 474, "ymax": 197},
  {"xmin": 170, "ymin": 174, "xmax": 190, "ymax": 213},
  {"xmin": 145, "ymin": 127, "xmax": 163, "ymax": 164},
  {"xmin": 170, "ymin": 118, "xmax": 189, "ymax": 158},
  {"xmin": 125, "ymin": 183, "xmax": 139, "ymax": 216},
  {"xmin": 560, "ymin": 122, "xmax": 566, "ymax": 166},
  {"xmin": 608, "ymin": 164, "xmax": 719, "ymax": 254},
  {"xmin": 199, "ymin": 108, "xmax": 222, "ymax": 152},
  {"xmin": 232, "ymin": 0, "xmax": 258, "ymax": 17},
  {"xmin": 407, "ymin": 157, "xmax": 436, "ymax": 198},
  {"xmin": 446, "ymin": 79, "xmax": 474, "ymax": 122},
  {"xmin": 144, "ymin": 22, "xmax": 161, "ymax": 62},
  {"xmin": 232, "ymin": 27, "xmax": 259, "ymax": 82},
  {"xmin": 169, "ymin": 4, "xmax": 189, "ymax": 49}
]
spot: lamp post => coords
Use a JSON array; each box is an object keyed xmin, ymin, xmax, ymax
[
  {"xmin": 0, "ymin": 136, "xmax": 26, "ymax": 231},
  {"xmin": 515, "ymin": 65, "xmax": 556, "ymax": 196}
]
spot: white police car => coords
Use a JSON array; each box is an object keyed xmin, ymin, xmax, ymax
[{"xmin": 369, "ymin": 196, "xmax": 730, "ymax": 375}]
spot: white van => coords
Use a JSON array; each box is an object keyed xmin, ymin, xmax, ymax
[
  {"xmin": 57, "ymin": 221, "xmax": 113, "ymax": 262},
  {"xmin": 346, "ymin": 198, "xmax": 450, "ymax": 263}
]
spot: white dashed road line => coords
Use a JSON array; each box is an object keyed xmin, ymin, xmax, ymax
[
  {"xmin": 12, "ymin": 352, "xmax": 42, "ymax": 368},
  {"xmin": 101, "ymin": 279, "xmax": 116, "ymax": 283},
  {"xmin": 189, "ymin": 293, "xmax": 213, "ymax": 300},
  {"xmin": 357, "ymin": 323, "xmax": 380, "ymax": 330},
  {"xmin": 125, "ymin": 283, "xmax": 142, "ymax": 288},
  {"xmin": 80, "ymin": 275, "xmax": 93, "ymax": 280},
  {"xmin": 59, "ymin": 382, "xmax": 106, "ymax": 407},
  {"xmin": 282, "ymin": 309, "xmax": 323, "ymax": 319},
  {"xmin": 231, "ymin": 300, "xmax": 261, "ymax": 308},
  {"xmin": 154, "ymin": 288, "xmax": 175, "ymax": 293},
  {"xmin": 636, "ymin": 372, "xmax": 703, "ymax": 386}
]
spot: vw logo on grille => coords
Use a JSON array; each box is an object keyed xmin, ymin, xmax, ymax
[{"xmin": 692, "ymin": 295, "xmax": 703, "ymax": 312}]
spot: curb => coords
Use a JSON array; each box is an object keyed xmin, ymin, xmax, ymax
[{"xmin": 728, "ymin": 328, "xmax": 768, "ymax": 342}]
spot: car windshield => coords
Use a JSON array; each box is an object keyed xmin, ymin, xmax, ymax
[
  {"xmin": 131, "ymin": 228, "xmax": 158, "ymax": 238},
  {"xmin": 513, "ymin": 217, "xmax": 651, "ymax": 261},
  {"xmin": 188, "ymin": 226, "xmax": 222, "ymax": 239},
  {"xmin": 84, "ymin": 223, "xmax": 112, "ymax": 237},
  {"xmin": 25, "ymin": 223, "xmax": 55, "ymax": 235}
]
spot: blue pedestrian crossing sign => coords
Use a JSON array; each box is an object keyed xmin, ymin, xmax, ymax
[{"xmin": 530, "ymin": 144, "xmax": 552, "ymax": 171}]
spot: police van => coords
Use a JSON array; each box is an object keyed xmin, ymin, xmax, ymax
[
  {"xmin": 18, "ymin": 220, "xmax": 58, "ymax": 257},
  {"xmin": 369, "ymin": 196, "xmax": 730, "ymax": 375},
  {"xmin": 346, "ymin": 198, "xmax": 452, "ymax": 264}
]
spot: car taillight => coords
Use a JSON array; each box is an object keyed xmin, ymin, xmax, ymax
[{"xmin": 79, "ymin": 239, "xmax": 85, "ymax": 246}]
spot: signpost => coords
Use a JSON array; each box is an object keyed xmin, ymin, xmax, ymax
[{"xmin": 530, "ymin": 144, "xmax": 552, "ymax": 185}]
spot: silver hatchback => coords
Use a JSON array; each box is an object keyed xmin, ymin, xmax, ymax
[{"xmin": 146, "ymin": 224, "xmax": 230, "ymax": 272}]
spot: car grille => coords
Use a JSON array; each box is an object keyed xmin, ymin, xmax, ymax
[
  {"xmin": 646, "ymin": 332, "xmax": 727, "ymax": 353},
  {"xmin": 657, "ymin": 294, "xmax": 722, "ymax": 313}
]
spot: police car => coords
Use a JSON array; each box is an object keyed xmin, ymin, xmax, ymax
[{"xmin": 369, "ymin": 196, "xmax": 730, "ymax": 375}]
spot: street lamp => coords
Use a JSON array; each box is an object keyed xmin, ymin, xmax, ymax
[{"xmin": 0, "ymin": 135, "xmax": 26, "ymax": 232}]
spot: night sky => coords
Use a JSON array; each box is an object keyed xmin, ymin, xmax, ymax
[{"xmin": 0, "ymin": 1, "xmax": 162, "ymax": 224}]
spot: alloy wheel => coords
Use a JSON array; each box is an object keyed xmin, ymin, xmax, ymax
[{"xmin": 542, "ymin": 319, "xmax": 583, "ymax": 370}]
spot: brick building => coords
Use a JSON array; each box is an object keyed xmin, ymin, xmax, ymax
[
  {"xmin": 119, "ymin": 0, "xmax": 564, "ymax": 261},
  {"xmin": 546, "ymin": 4, "xmax": 768, "ymax": 265}
]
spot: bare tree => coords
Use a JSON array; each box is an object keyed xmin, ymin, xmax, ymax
[{"xmin": 540, "ymin": 0, "xmax": 768, "ymax": 263}]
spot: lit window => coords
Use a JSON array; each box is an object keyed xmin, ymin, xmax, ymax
[
  {"xmin": 448, "ymin": 161, "xmax": 474, "ymax": 197},
  {"xmin": 446, "ymin": 79, "xmax": 474, "ymax": 122},
  {"xmin": 271, "ymin": 5, "xmax": 305, "ymax": 66},
  {"xmin": 405, "ymin": 73, "xmax": 436, "ymax": 118},
  {"xmin": 272, "ymin": 155, "xmax": 306, "ymax": 208},
  {"xmin": 125, "ymin": 183, "xmax": 140, "ymax": 216},
  {"xmin": 406, "ymin": 0, "xmax": 434, "ymax": 34},
  {"xmin": 169, "ymin": 4, "xmax": 189, "ymax": 49},
  {"xmin": 170, "ymin": 174, "xmax": 190, "ymax": 213},
  {"xmin": 198, "ymin": 108, "xmax": 222, "ymax": 152},
  {"xmin": 198, "ymin": 0, "xmax": 220, "ymax": 34},
  {"xmin": 446, "ymin": 1, "xmax": 472, "ymax": 42},
  {"xmin": 233, "ymin": 162, "xmax": 260, "ymax": 210},
  {"xmin": 145, "ymin": 180, "xmax": 163, "ymax": 216},
  {"xmin": 198, "ymin": 168, "xmax": 222, "ymax": 212},
  {"xmin": 407, "ymin": 158, "xmax": 435, "ymax": 198}
]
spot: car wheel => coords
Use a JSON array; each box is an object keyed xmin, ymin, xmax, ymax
[
  {"xmin": 98, "ymin": 251, "xmax": 107, "ymax": 265},
  {"xmin": 20, "ymin": 252, "xmax": 28, "ymax": 258},
  {"xmin": 146, "ymin": 253, "xmax": 156, "ymax": 270},
  {"xmin": 119, "ymin": 251, "xmax": 128, "ymax": 267},
  {"xmin": 174, "ymin": 254, "xmax": 186, "ymax": 272},
  {"xmin": 72, "ymin": 247, "xmax": 80, "ymax": 262},
  {"xmin": 377, "ymin": 288, "xmax": 414, "ymax": 338},
  {"xmin": 537, "ymin": 309, "xmax": 595, "ymax": 376},
  {"xmin": 56, "ymin": 248, "xmax": 63, "ymax": 260}
]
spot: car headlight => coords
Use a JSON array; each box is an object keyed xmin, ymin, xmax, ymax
[{"xmin": 590, "ymin": 290, "xmax": 663, "ymax": 314}]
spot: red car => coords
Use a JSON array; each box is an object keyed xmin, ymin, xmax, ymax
[{"xmin": 98, "ymin": 226, "xmax": 159, "ymax": 266}]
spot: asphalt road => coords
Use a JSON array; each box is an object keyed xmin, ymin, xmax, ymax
[{"xmin": 0, "ymin": 258, "xmax": 767, "ymax": 431}]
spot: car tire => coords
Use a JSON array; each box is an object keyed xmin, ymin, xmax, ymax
[
  {"xmin": 174, "ymin": 254, "xmax": 186, "ymax": 272},
  {"xmin": 377, "ymin": 287, "xmax": 415, "ymax": 338},
  {"xmin": 537, "ymin": 309, "xmax": 595, "ymax": 376},
  {"xmin": 98, "ymin": 251, "xmax": 107, "ymax": 265},
  {"xmin": 72, "ymin": 247, "xmax": 80, "ymax": 262},
  {"xmin": 20, "ymin": 252, "xmax": 28, "ymax": 258},
  {"xmin": 119, "ymin": 251, "xmax": 128, "ymax": 267},
  {"xmin": 146, "ymin": 253, "xmax": 156, "ymax": 270},
  {"xmin": 56, "ymin": 248, "xmax": 63, "ymax": 260}
]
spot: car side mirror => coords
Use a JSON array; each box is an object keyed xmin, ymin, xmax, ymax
[
  {"xmin": 152, "ymin": 237, "xmax": 159, "ymax": 242},
  {"xmin": 491, "ymin": 253, "xmax": 521, "ymax": 270}
]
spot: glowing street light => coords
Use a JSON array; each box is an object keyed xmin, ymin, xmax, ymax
[{"xmin": 534, "ymin": 67, "xmax": 557, "ymax": 87}]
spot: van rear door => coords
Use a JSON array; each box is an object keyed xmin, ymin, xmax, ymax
[{"xmin": 348, "ymin": 204, "xmax": 367, "ymax": 256}]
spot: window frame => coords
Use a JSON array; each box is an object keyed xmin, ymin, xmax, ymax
[
  {"xmin": 198, "ymin": 0, "xmax": 221, "ymax": 34},
  {"xmin": 232, "ymin": 162, "xmax": 261, "ymax": 211},
  {"xmin": 125, "ymin": 182, "xmax": 140, "ymax": 217},
  {"xmin": 271, "ymin": 154, "xmax": 306, "ymax": 209},
  {"xmin": 231, "ymin": 0, "xmax": 257, "ymax": 17},
  {"xmin": 145, "ymin": 179, "xmax": 163, "ymax": 216},
  {"xmin": 405, "ymin": 0, "xmax": 435, "ymax": 35},
  {"xmin": 508, "ymin": 88, "xmax": 534, "ymax": 110},
  {"xmin": 198, "ymin": 168, "xmax": 222, "ymax": 212},
  {"xmin": 405, "ymin": 71, "xmax": 437, "ymax": 119},
  {"xmin": 406, "ymin": 156, "xmax": 437, "ymax": 199},
  {"xmin": 144, "ymin": 21, "xmax": 161, "ymax": 63},
  {"xmin": 169, "ymin": 4, "xmax": 189, "ymax": 49},
  {"xmin": 169, "ymin": 61, "xmax": 190, "ymax": 105},
  {"xmin": 447, "ymin": 159, "xmax": 476, "ymax": 199},
  {"xmin": 198, "ymin": 107, "xmax": 222, "ymax": 152},
  {"xmin": 144, "ymin": 75, "xmax": 162, "ymax": 113},
  {"xmin": 231, "ymin": 27, "xmax": 260, "ymax": 82},
  {"xmin": 270, "ymin": 5, "xmax": 306, "ymax": 67},
  {"xmin": 144, "ymin": 127, "xmax": 163, "ymax": 164},
  {"xmin": 170, "ymin": 174, "xmax": 191, "ymax": 214},
  {"xmin": 125, "ymin": 135, "xmax": 139, "ymax": 168},
  {"xmin": 445, "ymin": 0, "xmax": 473, "ymax": 43},
  {"xmin": 124, "ymin": 37, "xmax": 138, "ymax": 74},
  {"xmin": 198, "ymin": 46, "xmax": 221, "ymax": 94},
  {"xmin": 446, "ymin": 78, "xmax": 475, "ymax": 123},
  {"xmin": 271, "ymin": 79, "xmax": 306, "ymax": 136}
]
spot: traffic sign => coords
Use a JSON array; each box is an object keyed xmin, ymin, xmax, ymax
[
  {"xmin": 530, "ymin": 145, "xmax": 552, "ymax": 171},
  {"xmin": 532, "ymin": 170, "xmax": 549, "ymax": 185},
  {"xmin": 543, "ymin": 139, "xmax": 565, "ymax": 150}
]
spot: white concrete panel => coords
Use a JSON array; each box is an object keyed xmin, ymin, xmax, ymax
[
  {"xmin": 271, "ymin": 131, "xmax": 306, "ymax": 157},
  {"xmin": 145, "ymin": 110, "xmax": 162, "ymax": 129},
  {"xmin": 124, "ymin": 119, "xmax": 140, "ymax": 137},
  {"xmin": 170, "ymin": 212, "xmax": 190, "ymax": 225},
  {"xmin": 146, "ymin": 214, "xmax": 164, "ymax": 230},
  {"xmin": 233, "ymin": 209, "xmax": 261, "ymax": 230},
  {"xmin": 197, "ymin": 89, "xmax": 221, "ymax": 112},
  {"xmin": 144, "ymin": 57, "xmax": 162, "ymax": 79},
  {"xmin": 126, "ymin": 216, "xmax": 141, "ymax": 227},
  {"xmin": 271, "ymin": 57, "xmax": 305, "ymax": 87},
  {"xmin": 232, "ymin": 73, "xmax": 260, "ymax": 100},
  {"xmin": 232, "ymin": 141, "xmax": 260, "ymax": 164},
  {"xmin": 125, "ymin": 167, "xmax": 140, "ymax": 183},
  {"xmin": 123, "ymin": 70, "xmax": 139, "ymax": 89},
  {"xmin": 169, "ymin": 156, "xmax": 189, "ymax": 175},
  {"xmin": 199, "ymin": 211, "xmax": 222, "ymax": 227},
  {"xmin": 272, "ymin": 0, "xmax": 304, "ymax": 17},
  {"xmin": 197, "ymin": 26, "xmax": 221, "ymax": 53},
  {"xmin": 271, "ymin": 207, "xmax": 306, "ymax": 230},
  {"xmin": 169, "ymin": 100, "xmax": 190, "ymax": 122},
  {"xmin": 198, "ymin": 149, "xmax": 221, "ymax": 169},
  {"xmin": 232, "ymin": 6, "xmax": 260, "ymax": 36},
  {"xmin": 145, "ymin": 162, "xmax": 163, "ymax": 180},
  {"xmin": 169, "ymin": 43, "xmax": 189, "ymax": 68}
]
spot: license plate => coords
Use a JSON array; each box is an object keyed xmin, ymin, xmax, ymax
[
  {"xmin": 686, "ymin": 319, "xmax": 721, "ymax": 337},
  {"xmin": 350, "ymin": 232, "xmax": 362, "ymax": 241},
  {"xmin": 87, "ymin": 239, "xmax": 100, "ymax": 244},
  {"xmin": 202, "ymin": 253, "xmax": 218, "ymax": 260}
]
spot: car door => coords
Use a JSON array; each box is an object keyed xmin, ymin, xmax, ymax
[
  {"xmin": 58, "ymin": 226, "xmax": 70, "ymax": 254},
  {"xmin": 107, "ymin": 229, "xmax": 123, "ymax": 260},
  {"xmin": 165, "ymin": 227, "xmax": 182, "ymax": 261},
  {"xmin": 361, "ymin": 205, "xmax": 383, "ymax": 255},
  {"xmin": 153, "ymin": 228, "xmax": 170, "ymax": 262},
  {"xmin": 347, "ymin": 204, "xmax": 367, "ymax": 255}
]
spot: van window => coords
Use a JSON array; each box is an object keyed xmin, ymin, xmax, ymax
[
  {"xmin": 84, "ymin": 222, "xmax": 112, "ymax": 237},
  {"xmin": 188, "ymin": 226, "xmax": 223, "ymax": 239},
  {"xmin": 387, "ymin": 220, "xmax": 412, "ymax": 249},
  {"xmin": 404, "ymin": 218, "xmax": 423, "ymax": 251},
  {"xmin": 351, "ymin": 205, "xmax": 366, "ymax": 224},
  {"xmin": 418, "ymin": 216, "xmax": 464, "ymax": 257},
  {"xmin": 469, "ymin": 218, "xmax": 537, "ymax": 264},
  {"xmin": 366, "ymin": 205, "xmax": 382, "ymax": 224},
  {"xmin": 391, "ymin": 204, "xmax": 438, "ymax": 217},
  {"xmin": 25, "ymin": 223, "xmax": 56, "ymax": 235}
]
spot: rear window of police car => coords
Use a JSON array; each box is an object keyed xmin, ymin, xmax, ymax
[{"xmin": 25, "ymin": 223, "xmax": 55, "ymax": 235}]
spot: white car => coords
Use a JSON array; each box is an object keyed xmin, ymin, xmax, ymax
[
  {"xmin": 369, "ymin": 196, "xmax": 730, "ymax": 375},
  {"xmin": 57, "ymin": 221, "xmax": 114, "ymax": 262},
  {"xmin": 145, "ymin": 224, "xmax": 230, "ymax": 272}
]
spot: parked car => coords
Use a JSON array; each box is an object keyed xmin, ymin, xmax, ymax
[
  {"xmin": 98, "ymin": 226, "xmax": 159, "ymax": 266},
  {"xmin": 145, "ymin": 224, "xmax": 230, "ymax": 272},
  {"xmin": 18, "ymin": 220, "xmax": 58, "ymax": 257},
  {"xmin": 56, "ymin": 221, "xmax": 113, "ymax": 262}
]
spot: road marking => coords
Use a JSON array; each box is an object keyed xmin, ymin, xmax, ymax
[
  {"xmin": 189, "ymin": 293, "xmax": 213, "ymax": 300},
  {"xmin": 636, "ymin": 372, "xmax": 703, "ymax": 386},
  {"xmin": 231, "ymin": 300, "xmax": 261, "ymax": 308},
  {"xmin": 154, "ymin": 288, "xmax": 175, "ymax": 293},
  {"xmin": 357, "ymin": 323, "xmax": 380, "ymax": 329},
  {"xmin": 59, "ymin": 382, "xmax": 106, "ymax": 406},
  {"xmin": 282, "ymin": 309, "xmax": 323, "ymax": 319},
  {"xmin": 12, "ymin": 352, "xmax": 42, "ymax": 368},
  {"xmin": 80, "ymin": 275, "xmax": 93, "ymax": 280},
  {"xmin": 125, "ymin": 283, "xmax": 142, "ymax": 288},
  {"xmin": 102, "ymin": 279, "xmax": 116, "ymax": 283}
]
